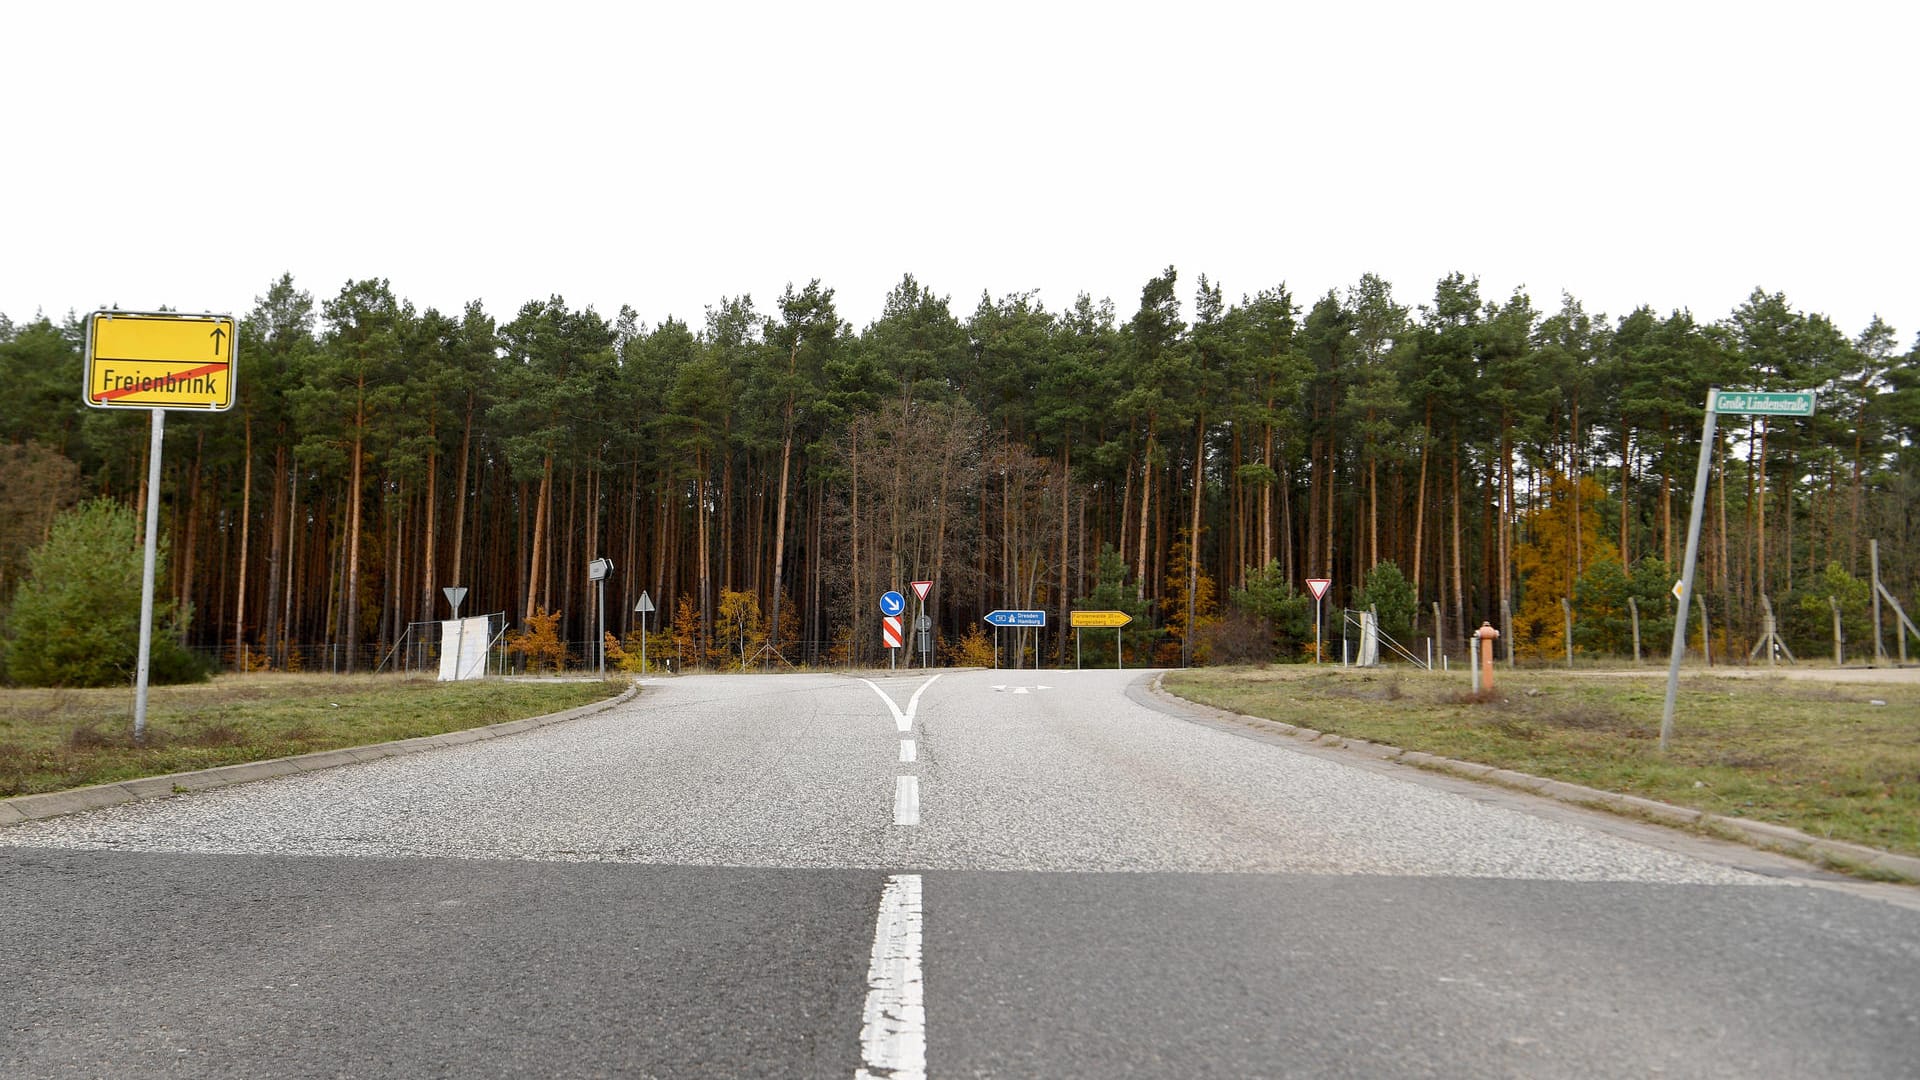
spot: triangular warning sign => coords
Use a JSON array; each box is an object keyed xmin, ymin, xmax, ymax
[
  {"xmin": 911, "ymin": 580, "xmax": 933, "ymax": 601},
  {"xmin": 1306, "ymin": 578, "xmax": 1332, "ymax": 601}
]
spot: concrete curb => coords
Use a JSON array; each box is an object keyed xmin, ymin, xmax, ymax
[
  {"xmin": 1147, "ymin": 673, "xmax": 1920, "ymax": 884},
  {"xmin": 0, "ymin": 681, "xmax": 640, "ymax": 826}
]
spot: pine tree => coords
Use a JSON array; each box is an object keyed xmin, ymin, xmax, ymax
[{"xmin": 5, "ymin": 499, "xmax": 204, "ymax": 687}]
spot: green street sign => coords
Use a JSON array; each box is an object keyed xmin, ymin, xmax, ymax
[{"xmin": 1712, "ymin": 390, "xmax": 1816, "ymax": 416}]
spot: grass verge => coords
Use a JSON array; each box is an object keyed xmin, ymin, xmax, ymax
[
  {"xmin": 0, "ymin": 674, "xmax": 625, "ymax": 797},
  {"xmin": 1163, "ymin": 666, "xmax": 1920, "ymax": 860}
]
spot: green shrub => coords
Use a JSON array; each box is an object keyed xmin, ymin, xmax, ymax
[
  {"xmin": 4, "ymin": 499, "xmax": 205, "ymax": 687},
  {"xmin": 1228, "ymin": 559, "xmax": 1312, "ymax": 662},
  {"xmin": 1356, "ymin": 561, "xmax": 1417, "ymax": 642}
]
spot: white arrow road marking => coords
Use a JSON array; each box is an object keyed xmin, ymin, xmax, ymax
[
  {"xmin": 855, "ymin": 874, "xmax": 925, "ymax": 1080},
  {"xmin": 990, "ymin": 684, "xmax": 1052, "ymax": 694},
  {"xmin": 860, "ymin": 673, "xmax": 943, "ymax": 733},
  {"xmin": 864, "ymin": 676, "xmax": 938, "ymax": 831}
]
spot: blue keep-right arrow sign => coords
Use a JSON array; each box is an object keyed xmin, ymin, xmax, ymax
[
  {"xmin": 984, "ymin": 609, "xmax": 1046, "ymax": 627},
  {"xmin": 880, "ymin": 591, "xmax": 907, "ymax": 617}
]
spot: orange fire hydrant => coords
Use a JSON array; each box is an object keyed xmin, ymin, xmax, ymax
[{"xmin": 1475, "ymin": 622, "xmax": 1501, "ymax": 691}]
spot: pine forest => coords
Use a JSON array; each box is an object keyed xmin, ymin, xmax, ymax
[{"xmin": 3, "ymin": 267, "xmax": 1917, "ymax": 676}]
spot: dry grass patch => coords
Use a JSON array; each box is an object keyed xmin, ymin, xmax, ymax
[
  {"xmin": 0, "ymin": 674, "xmax": 624, "ymax": 796},
  {"xmin": 1165, "ymin": 665, "xmax": 1920, "ymax": 860}
]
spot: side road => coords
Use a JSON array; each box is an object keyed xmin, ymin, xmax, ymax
[
  {"xmin": 0, "ymin": 682, "xmax": 639, "ymax": 825},
  {"xmin": 1145, "ymin": 673, "xmax": 1920, "ymax": 884}
]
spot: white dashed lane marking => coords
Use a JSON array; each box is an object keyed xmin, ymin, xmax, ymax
[
  {"xmin": 893, "ymin": 776, "xmax": 920, "ymax": 827},
  {"xmin": 855, "ymin": 873, "xmax": 925, "ymax": 1080}
]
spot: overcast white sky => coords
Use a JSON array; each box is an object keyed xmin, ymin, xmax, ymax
[{"xmin": 5, "ymin": 1, "xmax": 1915, "ymax": 346}]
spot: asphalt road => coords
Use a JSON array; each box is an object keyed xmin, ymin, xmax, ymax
[{"xmin": 4, "ymin": 669, "xmax": 1918, "ymax": 1078}]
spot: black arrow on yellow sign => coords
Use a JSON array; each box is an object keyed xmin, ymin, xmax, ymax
[{"xmin": 209, "ymin": 326, "xmax": 227, "ymax": 355}]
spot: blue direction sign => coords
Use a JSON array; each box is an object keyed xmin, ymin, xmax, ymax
[
  {"xmin": 984, "ymin": 609, "xmax": 1046, "ymax": 627},
  {"xmin": 880, "ymin": 590, "xmax": 907, "ymax": 617}
]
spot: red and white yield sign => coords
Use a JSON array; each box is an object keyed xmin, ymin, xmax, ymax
[
  {"xmin": 882, "ymin": 615, "xmax": 905, "ymax": 649},
  {"xmin": 911, "ymin": 580, "xmax": 933, "ymax": 602},
  {"xmin": 1306, "ymin": 578, "xmax": 1332, "ymax": 601}
]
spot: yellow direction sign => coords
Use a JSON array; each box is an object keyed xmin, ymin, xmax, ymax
[
  {"xmin": 84, "ymin": 310, "xmax": 236, "ymax": 411},
  {"xmin": 1070, "ymin": 610, "xmax": 1132, "ymax": 629}
]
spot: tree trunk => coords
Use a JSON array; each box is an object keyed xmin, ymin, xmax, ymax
[
  {"xmin": 1153, "ymin": 460, "xmax": 1169, "ymax": 609},
  {"xmin": 560, "ymin": 465, "xmax": 578, "ymax": 638},
  {"xmin": 1307, "ymin": 435, "xmax": 1324, "ymax": 575},
  {"xmin": 1450, "ymin": 431, "xmax": 1465, "ymax": 645},
  {"xmin": 1754, "ymin": 420, "xmax": 1767, "ymax": 600},
  {"xmin": 179, "ymin": 432, "xmax": 204, "ymax": 615},
  {"xmin": 933, "ymin": 419, "xmax": 955, "ymax": 648},
  {"xmin": 1719, "ymin": 426, "xmax": 1735, "ymax": 596},
  {"xmin": 657, "ymin": 480, "xmax": 672, "ymax": 627},
  {"xmin": 769, "ymin": 422, "xmax": 795, "ymax": 656},
  {"xmin": 1849, "ymin": 415, "xmax": 1866, "ymax": 571},
  {"xmin": 1367, "ymin": 451, "xmax": 1379, "ymax": 571},
  {"xmin": 721, "ymin": 433, "xmax": 735, "ymax": 593},
  {"xmin": 1281, "ymin": 462, "xmax": 1294, "ymax": 583},
  {"xmin": 1135, "ymin": 424, "xmax": 1156, "ymax": 600},
  {"xmin": 1570, "ymin": 395, "xmax": 1583, "ymax": 575},
  {"xmin": 235, "ymin": 416, "xmax": 253, "ymax": 667},
  {"xmin": 1057, "ymin": 438, "xmax": 1071, "ymax": 663},
  {"xmin": 345, "ymin": 402, "xmax": 365, "ymax": 673},
  {"xmin": 1661, "ymin": 432, "xmax": 1674, "ymax": 567},
  {"xmin": 850, "ymin": 423, "xmax": 861, "ymax": 664},
  {"xmin": 1500, "ymin": 421, "xmax": 1516, "ymax": 662},
  {"xmin": 697, "ymin": 452, "xmax": 712, "ymax": 653},
  {"xmin": 262, "ymin": 446, "xmax": 288, "ymax": 662},
  {"xmin": 524, "ymin": 456, "xmax": 552, "ymax": 622},
  {"xmin": 1619, "ymin": 426, "xmax": 1632, "ymax": 563},
  {"xmin": 420, "ymin": 426, "xmax": 438, "ymax": 624},
  {"xmin": 1412, "ymin": 407, "xmax": 1430, "ymax": 596},
  {"xmin": 1782, "ymin": 448, "xmax": 1795, "ymax": 594},
  {"xmin": 1323, "ymin": 431, "xmax": 1336, "ymax": 578},
  {"xmin": 449, "ymin": 396, "xmax": 474, "ymax": 595},
  {"xmin": 280, "ymin": 464, "xmax": 297, "ymax": 661},
  {"xmin": 1185, "ymin": 416, "xmax": 1205, "ymax": 665},
  {"xmin": 1261, "ymin": 411, "xmax": 1275, "ymax": 571}
]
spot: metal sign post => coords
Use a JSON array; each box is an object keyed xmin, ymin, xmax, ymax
[
  {"xmin": 444, "ymin": 586, "xmax": 468, "ymax": 681},
  {"xmin": 881, "ymin": 591, "xmax": 906, "ymax": 670},
  {"xmin": 1069, "ymin": 610, "xmax": 1131, "ymax": 670},
  {"xmin": 984, "ymin": 611, "xmax": 1045, "ymax": 672},
  {"xmin": 883, "ymin": 616, "xmax": 904, "ymax": 669},
  {"xmin": 83, "ymin": 310, "xmax": 237, "ymax": 742},
  {"xmin": 911, "ymin": 581, "xmax": 933, "ymax": 668},
  {"xmin": 1663, "ymin": 388, "xmax": 1815, "ymax": 748},
  {"xmin": 634, "ymin": 590, "xmax": 655, "ymax": 673},
  {"xmin": 1306, "ymin": 579, "xmax": 1332, "ymax": 664},
  {"xmin": 589, "ymin": 558, "xmax": 613, "ymax": 676},
  {"xmin": 132, "ymin": 409, "xmax": 164, "ymax": 740}
]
